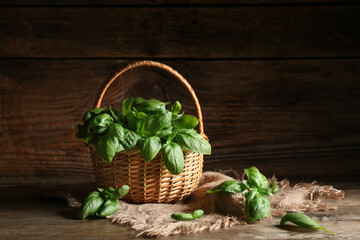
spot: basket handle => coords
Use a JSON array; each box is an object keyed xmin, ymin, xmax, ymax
[{"xmin": 94, "ymin": 60, "xmax": 205, "ymax": 136}]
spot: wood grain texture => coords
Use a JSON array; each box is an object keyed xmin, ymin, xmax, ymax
[
  {"xmin": 1, "ymin": 59, "xmax": 359, "ymax": 177},
  {"xmin": 0, "ymin": 178, "xmax": 359, "ymax": 240},
  {"xmin": 0, "ymin": 0, "xmax": 357, "ymax": 6},
  {"xmin": 0, "ymin": 6, "xmax": 359, "ymax": 58}
]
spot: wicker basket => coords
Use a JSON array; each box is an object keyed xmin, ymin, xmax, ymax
[{"xmin": 90, "ymin": 60, "xmax": 207, "ymax": 203}]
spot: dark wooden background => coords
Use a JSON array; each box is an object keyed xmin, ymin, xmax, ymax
[{"xmin": 0, "ymin": 0, "xmax": 359, "ymax": 180}]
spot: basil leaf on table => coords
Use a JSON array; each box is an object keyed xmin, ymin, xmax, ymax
[
  {"xmin": 170, "ymin": 101, "xmax": 181, "ymax": 115},
  {"xmin": 96, "ymin": 198, "xmax": 120, "ymax": 218},
  {"xmin": 280, "ymin": 212, "xmax": 336, "ymax": 236},
  {"xmin": 78, "ymin": 191, "xmax": 104, "ymax": 220},
  {"xmin": 100, "ymin": 186, "xmax": 129, "ymax": 201},
  {"xmin": 120, "ymin": 129, "xmax": 141, "ymax": 150},
  {"xmin": 122, "ymin": 98, "xmax": 134, "ymax": 116},
  {"xmin": 161, "ymin": 142, "xmax": 184, "ymax": 175},
  {"xmin": 175, "ymin": 129, "xmax": 211, "ymax": 155},
  {"xmin": 114, "ymin": 185, "xmax": 130, "ymax": 199},
  {"xmin": 171, "ymin": 213, "xmax": 194, "ymax": 221},
  {"xmin": 172, "ymin": 114, "xmax": 199, "ymax": 129},
  {"xmin": 171, "ymin": 209, "xmax": 204, "ymax": 221},
  {"xmin": 79, "ymin": 185, "xmax": 129, "ymax": 220},
  {"xmin": 87, "ymin": 113, "xmax": 114, "ymax": 134},
  {"xmin": 244, "ymin": 189, "xmax": 271, "ymax": 222},
  {"xmin": 205, "ymin": 180, "xmax": 247, "ymax": 194},
  {"xmin": 193, "ymin": 209, "xmax": 204, "ymax": 219},
  {"xmin": 138, "ymin": 136, "xmax": 162, "ymax": 163},
  {"xmin": 269, "ymin": 183, "xmax": 279, "ymax": 194},
  {"xmin": 95, "ymin": 134, "xmax": 119, "ymax": 163},
  {"xmin": 244, "ymin": 166, "xmax": 269, "ymax": 190},
  {"xmin": 136, "ymin": 112, "xmax": 172, "ymax": 137}
]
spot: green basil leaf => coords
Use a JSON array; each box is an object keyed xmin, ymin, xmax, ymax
[
  {"xmin": 171, "ymin": 213, "xmax": 194, "ymax": 221},
  {"xmin": 89, "ymin": 126, "xmax": 108, "ymax": 135},
  {"xmin": 134, "ymin": 97, "xmax": 145, "ymax": 105},
  {"xmin": 96, "ymin": 198, "xmax": 120, "ymax": 218},
  {"xmin": 83, "ymin": 108, "xmax": 105, "ymax": 123},
  {"xmin": 161, "ymin": 142, "xmax": 184, "ymax": 175},
  {"xmin": 244, "ymin": 166, "xmax": 268, "ymax": 190},
  {"xmin": 123, "ymin": 98, "xmax": 134, "ymax": 116},
  {"xmin": 132, "ymin": 111, "xmax": 148, "ymax": 120},
  {"xmin": 259, "ymin": 187, "xmax": 273, "ymax": 197},
  {"xmin": 193, "ymin": 209, "xmax": 204, "ymax": 219},
  {"xmin": 175, "ymin": 129, "xmax": 211, "ymax": 155},
  {"xmin": 108, "ymin": 106, "xmax": 126, "ymax": 124},
  {"xmin": 156, "ymin": 128, "xmax": 173, "ymax": 138},
  {"xmin": 138, "ymin": 136, "xmax": 162, "ymax": 163},
  {"xmin": 171, "ymin": 209, "xmax": 204, "ymax": 221},
  {"xmin": 172, "ymin": 114, "xmax": 199, "ymax": 129},
  {"xmin": 125, "ymin": 112, "xmax": 137, "ymax": 131},
  {"xmin": 87, "ymin": 113, "xmax": 113, "ymax": 134},
  {"xmin": 76, "ymin": 124, "xmax": 85, "ymax": 138},
  {"xmin": 167, "ymin": 131, "xmax": 178, "ymax": 142},
  {"xmin": 108, "ymin": 123, "xmax": 125, "ymax": 141},
  {"xmin": 102, "ymin": 186, "xmax": 119, "ymax": 200},
  {"xmin": 125, "ymin": 110, "xmax": 148, "ymax": 131},
  {"xmin": 136, "ymin": 112, "xmax": 172, "ymax": 137},
  {"xmin": 117, "ymin": 142, "xmax": 125, "ymax": 153},
  {"xmin": 83, "ymin": 133, "xmax": 96, "ymax": 145},
  {"xmin": 114, "ymin": 185, "xmax": 130, "ymax": 199},
  {"xmin": 95, "ymin": 134, "xmax": 119, "ymax": 163},
  {"xmin": 78, "ymin": 191, "xmax": 104, "ymax": 220},
  {"xmin": 270, "ymin": 183, "xmax": 279, "ymax": 194},
  {"xmin": 280, "ymin": 213, "xmax": 336, "ymax": 236},
  {"xmin": 205, "ymin": 180, "xmax": 247, "ymax": 194},
  {"xmin": 170, "ymin": 101, "xmax": 181, "ymax": 115},
  {"xmin": 133, "ymin": 99, "xmax": 167, "ymax": 114},
  {"xmin": 120, "ymin": 129, "xmax": 141, "ymax": 150},
  {"xmin": 244, "ymin": 190, "xmax": 270, "ymax": 222}
]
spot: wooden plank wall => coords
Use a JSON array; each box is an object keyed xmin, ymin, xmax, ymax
[{"xmin": 0, "ymin": 1, "xmax": 359, "ymax": 179}]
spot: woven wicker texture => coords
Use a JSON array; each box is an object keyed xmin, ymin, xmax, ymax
[{"xmin": 90, "ymin": 60, "xmax": 207, "ymax": 203}]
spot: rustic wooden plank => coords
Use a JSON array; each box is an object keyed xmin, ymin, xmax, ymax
[
  {"xmin": 0, "ymin": 59, "xmax": 359, "ymax": 177},
  {"xmin": 0, "ymin": 6, "xmax": 359, "ymax": 58},
  {"xmin": 0, "ymin": 0, "xmax": 356, "ymax": 6},
  {"xmin": 0, "ymin": 180, "xmax": 359, "ymax": 240}
]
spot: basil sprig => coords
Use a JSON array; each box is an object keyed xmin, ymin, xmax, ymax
[
  {"xmin": 206, "ymin": 166, "xmax": 278, "ymax": 222},
  {"xmin": 280, "ymin": 212, "xmax": 336, "ymax": 236},
  {"xmin": 171, "ymin": 209, "xmax": 204, "ymax": 221},
  {"xmin": 76, "ymin": 98, "xmax": 211, "ymax": 175},
  {"xmin": 78, "ymin": 185, "xmax": 129, "ymax": 220}
]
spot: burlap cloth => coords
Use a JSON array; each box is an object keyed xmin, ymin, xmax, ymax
[{"xmin": 66, "ymin": 171, "xmax": 344, "ymax": 237}]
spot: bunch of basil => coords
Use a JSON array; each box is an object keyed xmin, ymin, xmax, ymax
[
  {"xmin": 79, "ymin": 185, "xmax": 129, "ymax": 219},
  {"xmin": 76, "ymin": 97, "xmax": 211, "ymax": 175},
  {"xmin": 206, "ymin": 167, "xmax": 279, "ymax": 222}
]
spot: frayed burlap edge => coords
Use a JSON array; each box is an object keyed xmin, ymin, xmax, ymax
[{"xmin": 66, "ymin": 171, "xmax": 344, "ymax": 237}]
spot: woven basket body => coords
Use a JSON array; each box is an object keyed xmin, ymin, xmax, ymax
[
  {"xmin": 90, "ymin": 60, "xmax": 208, "ymax": 203},
  {"xmin": 90, "ymin": 148, "xmax": 203, "ymax": 203}
]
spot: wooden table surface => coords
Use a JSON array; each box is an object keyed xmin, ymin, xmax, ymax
[{"xmin": 1, "ymin": 176, "xmax": 359, "ymax": 240}]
